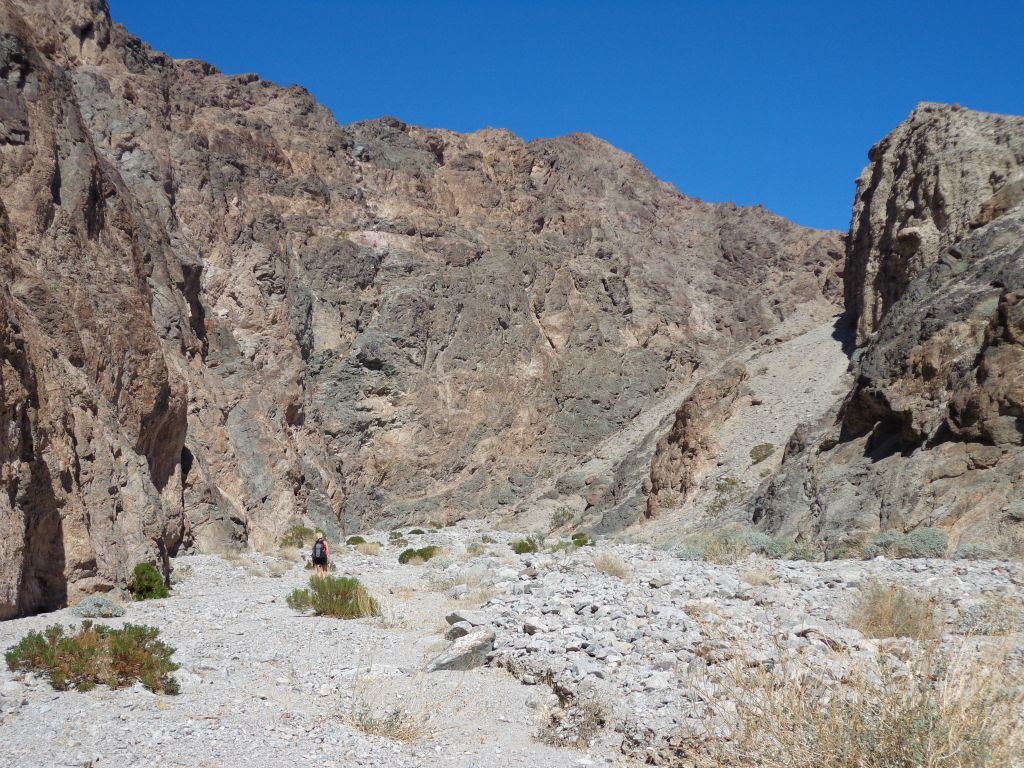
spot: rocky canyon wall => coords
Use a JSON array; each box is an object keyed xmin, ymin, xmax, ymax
[{"xmin": 0, "ymin": 0, "xmax": 842, "ymax": 615}]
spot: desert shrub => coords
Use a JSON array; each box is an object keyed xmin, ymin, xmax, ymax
[
  {"xmin": 280, "ymin": 525, "xmax": 316, "ymax": 548},
  {"xmin": 465, "ymin": 541, "xmax": 486, "ymax": 556},
  {"xmin": 749, "ymin": 443, "xmax": 775, "ymax": 464},
  {"xmin": 952, "ymin": 542, "xmax": 1003, "ymax": 561},
  {"xmin": 674, "ymin": 543, "xmax": 705, "ymax": 561},
  {"xmin": 5, "ymin": 621, "xmax": 179, "ymax": 694},
  {"xmin": 593, "ymin": 552, "xmax": 633, "ymax": 580},
  {"xmin": 824, "ymin": 545, "xmax": 861, "ymax": 560},
  {"xmin": 537, "ymin": 684, "xmax": 609, "ymax": 747},
  {"xmin": 130, "ymin": 563, "xmax": 169, "ymax": 601},
  {"xmin": 408, "ymin": 528, "xmax": 426, "ymax": 535},
  {"xmin": 512, "ymin": 536, "xmax": 542, "ymax": 554},
  {"xmin": 571, "ymin": 531, "xmax": 596, "ymax": 547},
  {"xmin": 685, "ymin": 641, "xmax": 1024, "ymax": 767},
  {"xmin": 786, "ymin": 542, "xmax": 820, "ymax": 561},
  {"xmin": 71, "ymin": 596, "xmax": 126, "ymax": 618},
  {"xmin": 356, "ymin": 542, "xmax": 381, "ymax": 556},
  {"xmin": 850, "ymin": 581, "xmax": 940, "ymax": 639},
  {"xmin": 286, "ymin": 576, "xmax": 379, "ymax": 619},
  {"xmin": 391, "ymin": 537, "xmax": 409, "ymax": 547},
  {"xmin": 957, "ymin": 597, "xmax": 1022, "ymax": 635},
  {"xmin": 864, "ymin": 527, "xmax": 947, "ymax": 559},
  {"xmin": 398, "ymin": 546, "xmax": 441, "ymax": 565},
  {"xmin": 480, "ymin": 534, "xmax": 497, "ymax": 544},
  {"xmin": 715, "ymin": 476, "xmax": 740, "ymax": 493},
  {"xmin": 346, "ymin": 535, "xmax": 366, "ymax": 545},
  {"xmin": 550, "ymin": 506, "xmax": 573, "ymax": 530}
]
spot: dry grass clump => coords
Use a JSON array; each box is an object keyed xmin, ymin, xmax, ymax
[
  {"xmin": 593, "ymin": 552, "xmax": 633, "ymax": 581},
  {"xmin": 850, "ymin": 581, "xmax": 941, "ymax": 640},
  {"xmin": 356, "ymin": 542, "xmax": 381, "ymax": 556},
  {"xmin": 537, "ymin": 683, "xmax": 609, "ymax": 748},
  {"xmin": 266, "ymin": 560, "xmax": 293, "ymax": 578},
  {"xmin": 286, "ymin": 576, "xmax": 380, "ymax": 619},
  {"xmin": 682, "ymin": 641, "xmax": 1024, "ymax": 767},
  {"xmin": 740, "ymin": 562, "xmax": 777, "ymax": 587}
]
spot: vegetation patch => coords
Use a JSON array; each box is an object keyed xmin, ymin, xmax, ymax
[
  {"xmin": 864, "ymin": 527, "xmax": 947, "ymax": 559},
  {"xmin": 280, "ymin": 525, "xmax": 316, "ymax": 549},
  {"xmin": 286, "ymin": 576, "xmax": 379, "ymax": 619},
  {"xmin": 408, "ymin": 528, "xmax": 426, "ymax": 536},
  {"xmin": 682, "ymin": 641, "xmax": 1024, "ymax": 767},
  {"xmin": 398, "ymin": 546, "xmax": 441, "ymax": 565},
  {"xmin": 675, "ymin": 529, "xmax": 820, "ymax": 565},
  {"xmin": 5, "ymin": 621, "xmax": 179, "ymax": 694},
  {"xmin": 346, "ymin": 535, "xmax": 367, "ymax": 545},
  {"xmin": 850, "ymin": 581, "xmax": 940, "ymax": 640},
  {"xmin": 130, "ymin": 563, "xmax": 169, "ymax": 601},
  {"xmin": 512, "ymin": 536, "xmax": 543, "ymax": 554},
  {"xmin": 356, "ymin": 542, "xmax": 381, "ymax": 556},
  {"xmin": 749, "ymin": 443, "xmax": 775, "ymax": 464},
  {"xmin": 593, "ymin": 552, "xmax": 633, "ymax": 580}
]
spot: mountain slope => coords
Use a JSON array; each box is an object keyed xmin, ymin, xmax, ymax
[{"xmin": 0, "ymin": 0, "xmax": 841, "ymax": 615}]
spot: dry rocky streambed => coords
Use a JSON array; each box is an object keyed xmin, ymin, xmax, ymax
[{"xmin": 2, "ymin": 525, "xmax": 1022, "ymax": 767}]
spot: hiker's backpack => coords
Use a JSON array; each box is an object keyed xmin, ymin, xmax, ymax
[{"xmin": 312, "ymin": 540, "xmax": 325, "ymax": 559}]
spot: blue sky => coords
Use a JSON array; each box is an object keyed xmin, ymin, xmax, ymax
[{"xmin": 108, "ymin": 1, "xmax": 1024, "ymax": 232}]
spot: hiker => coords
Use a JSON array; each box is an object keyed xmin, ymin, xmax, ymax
[{"xmin": 311, "ymin": 531, "xmax": 330, "ymax": 576}]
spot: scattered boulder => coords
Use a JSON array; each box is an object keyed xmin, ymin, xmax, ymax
[{"xmin": 427, "ymin": 628, "xmax": 495, "ymax": 672}]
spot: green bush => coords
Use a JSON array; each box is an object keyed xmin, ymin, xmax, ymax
[
  {"xmin": 512, "ymin": 536, "xmax": 542, "ymax": 554},
  {"xmin": 749, "ymin": 443, "xmax": 775, "ymax": 464},
  {"xmin": 481, "ymin": 535, "xmax": 497, "ymax": 544},
  {"xmin": 408, "ymin": 528, "xmax": 426, "ymax": 535},
  {"xmin": 674, "ymin": 530, "xmax": 820, "ymax": 564},
  {"xmin": 5, "ymin": 621, "xmax": 179, "ymax": 694},
  {"xmin": 397, "ymin": 546, "xmax": 441, "ymax": 564},
  {"xmin": 346, "ymin": 535, "xmax": 366, "ymax": 545},
  {"xmin": 571, "ymin": 531, "xmax": 596, "ymax": 547},
  {"xmin": 130, "ymin": 563, "xmax": 169, "ymax": 601},
  {"xmin": 864, "ymin": 527, "xmax": 947, "ymax": 559},
  {"xmin": 286, "ymin": 576, "xmax": 379, "ymax": 619},
  {"xmin": 280, "ymin": 525, "xmax": 316, "ymax": 548}
]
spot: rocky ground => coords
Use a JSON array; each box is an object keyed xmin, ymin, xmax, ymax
[{"xmin": 2, "ymin": 526, "xmax": 1022, "ymax": 767}]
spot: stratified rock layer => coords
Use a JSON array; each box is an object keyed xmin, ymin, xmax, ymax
[
  {"xmin": 0, "ymin": 0, "xmax": 841, "ymax": 615},
  {"xmin": 756, "ymin": 104, "xmax": 1024, "ymax": 550}
]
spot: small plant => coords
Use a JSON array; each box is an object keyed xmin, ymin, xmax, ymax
[
  {"xmin": 286, "ymin": 576, "xmax": 379, "ymax": 619},
  {"xmin": 356, "ymin": 542, "xmax": 381, "ymax": 556},
  {"xmin": 71, "ymin": 596, "xmax": 126, "ymax": 618},
  {"xmin": 571, "ymin": 531, "xmax": 596, "ymax": 547},
  {"xmin": 952, "ymin": 542, "xmax": 1002, "ymax": 560},
  {"xmin": 480, "ymin": 534, "xmax": 497, "ymax": 544},
  {"xmin": 550, "ymin": 506, "xmax": 573, "ymax": 531},
  {"xmin": 715, "ymin": 476, "xmax": 740, "ymax": 493},
  {"xmin": 5, "ymin": 621, "xmax": 179, "ymax": 694},
  {"xmin": 280, "ymin": 525, "xmax": 316, "ymax": 548},
  {"xmin": 689, "ymin": 640, "xmax": 1024, "ymax": 767},
  {"xmin": 466, "ymin": 541, "xmax": 486, "ymax": 557},
  {"xmin": 864, "ymin": 527, "xmax": 947, "ymax": 559},
  {"xmin": 398, "ymin": 546, "xmax": 441, "ymax": 565},
  {"xmin": 408, "ymin": 528, "xmax": 426, "ymax": 536},
  {"xmin": 130, "ymin": 563, "xmax": 169, "ymax": 601},
  {"xmin": 391, "ymin": 537, "xmax": 409, "ymax": 547},
  {"xmin": 850, "ymin": 581, "xmax": 940, "ymax": 639},
  {"xmin": 957, "ymin": 597, "xmax": 1022, "ymax": 636},
  {"xmin": 512, "ymin": 536, "xmax": 542, "ymax": 554},
  {"xmin": 749, "ymin": 443, "xmax": 775, "ymax": 464},
  {"xmin": 346, "ymin": 535, "xmax": 367, "ymax": 545},
  {"xmin": 593, "ymin": 552, "xmax": 633, "ymax": 580}
]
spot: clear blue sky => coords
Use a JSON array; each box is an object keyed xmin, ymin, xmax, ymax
[{"xmin": 108, "ymin": 1, "xmax": 1024, "ymax": 232}]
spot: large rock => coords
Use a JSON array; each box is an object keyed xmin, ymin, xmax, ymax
[
  {"xmin": 756, "ymin": 104, "xmax": 1024, "ymax": 550},
  {"xmin": 0, "ymin": 0, "xmax": 840, "ymax": 614},
  {"xmin": 426, "ymin": 628, "xmax": 495, "ymax": 672}
]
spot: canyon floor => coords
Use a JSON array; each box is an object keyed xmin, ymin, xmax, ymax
[{"xmin": 1, "ymin": 525, "xmax": 1021, "ymax": 767}]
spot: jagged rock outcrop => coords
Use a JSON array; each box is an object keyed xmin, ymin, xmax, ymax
[
  {"xmin": 645, "ymin": 362, "xmax": 747, "ymax": 517},
  {"xmin": 0, "ymin": 0, "xmax": 841, "ymax": 615},
  {"xmin": 756, "ymin": 104, "xmax": 1024, "ymax": 551}
]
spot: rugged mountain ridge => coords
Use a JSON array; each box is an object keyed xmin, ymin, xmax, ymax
[
  {"xmin": 0, "ymin": 0, "xmax": 841, "ymax": 615},
  {"xmin": 753, "ymin": 104, "xmax": 1024, "ymax": 551}
]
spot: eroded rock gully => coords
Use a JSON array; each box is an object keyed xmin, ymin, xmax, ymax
[{"xmin": 0, "ymin": 0, "xmax": 842, "ymax": 614}]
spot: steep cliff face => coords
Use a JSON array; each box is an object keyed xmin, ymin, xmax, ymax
[
  {"xmin": 755, "ymin": 104, "xmax": 1024, "ymax": 551},
  {"xmin": 0, "ymin": 0, "xmax": 842, "ymax": 615}
]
